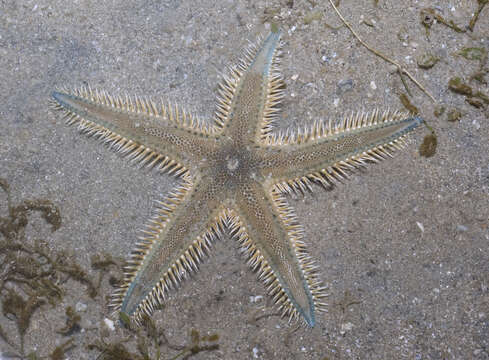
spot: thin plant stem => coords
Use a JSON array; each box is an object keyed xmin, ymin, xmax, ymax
[{"xmin": 327, "ymin": 0, "xmax": 437, "ymax": 102}]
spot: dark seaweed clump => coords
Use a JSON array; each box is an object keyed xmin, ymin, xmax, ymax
[
  {"xmin": 0, "ymin": 178, "xmax": 103, "ymax": 358},
  {"xmin": 0, "ymin": 178, "xmax": 219, "ymax": 359},
  {"xmin": 88, "ymin": 317, "xmax": 219, "ymax": 360}
]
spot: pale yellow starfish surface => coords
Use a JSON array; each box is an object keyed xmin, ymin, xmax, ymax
[{"xmin": 50, "ymin": 27, "xmax": 423, "ymax": 327}]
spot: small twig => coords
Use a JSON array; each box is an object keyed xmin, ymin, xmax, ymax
[{"xmin": 327, "ymin": 0, "xmax": 436, "ymax": 102}]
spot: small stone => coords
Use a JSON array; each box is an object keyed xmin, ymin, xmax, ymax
[
  {"xmin": 103, "ymin": 318, "xmax": 115, "ymax": 331},
  {"xmin": 397, "ymin": 26, "xmax": 409, "ymax": 42},
  {"xmin": 416, "ymin": 222, "xmax": 424, "ymax": 233},
  {"xmin": 336, "ymin": 79, "xmax": 354, "ymax": 95},
  {"xmin": 75, "ymin": 301, "xmax": 87, "ymax": 312},
  {"xmin": 370, "ymin": 81, "xmax": 377, "ymax": 90},
  {"xmin": 252, "ymin": 347, "xmax": 260, "ymax": 358},
  {"xmin": 291, "ymin": 74, "xmax": 299, "ymax": 81},
  {"xmin": 249, "ymin": 295, "xmax": 263, "ymax": 303}
]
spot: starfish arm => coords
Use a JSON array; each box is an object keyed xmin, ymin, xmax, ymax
[
  {"xmin": 111, "ymin": 176, "xmax": 227, "ymax": 325},
  {"xmin": 218, "ymin": 29, "xmax": 284, "ymax": 145},
  {"xmin": 230, "ymin": 181, "xmax": 326, "ymax": 326},
  {"xmin": 259, "ymin": 111, "xmax": 423, "ymax": 194},
  {"xmin": 50, "ymin": 88, "xmax": 219, "ymax": 174}
]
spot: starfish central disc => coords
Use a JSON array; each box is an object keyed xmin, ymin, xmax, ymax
[{"xmin": 227, "ymin": 156, "xmax": 240, "ymax": 172}]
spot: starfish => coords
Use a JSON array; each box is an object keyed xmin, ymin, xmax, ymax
[{"xmin": 50, "ymin": 27, "xmax": 423, "ymax": 327}]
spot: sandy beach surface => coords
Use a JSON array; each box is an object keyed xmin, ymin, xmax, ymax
[{"xmin": 1, "ymin": 1, "xmax": 488, "ymax": 359}]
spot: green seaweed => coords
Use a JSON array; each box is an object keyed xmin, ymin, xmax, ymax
[
  {"xmin": 1, "ymin": 177, "xmax": 220, "ymax": 360},
  {"xmin": 420, "ymin": 8, "xmax": 466, "ymax": 35},
  {"xmin": 468, "ymin": 0, "xmax": 488, "ymax": 31},
  {"xmin": 2, "ymin": 289, "xmax": 45, "ymax": 353},
  {"xmin": 57, "ymin": 306, "xmax": 81, "ymax": 336},
  {"xmin": 448, "ymin": 77, "xmax": 488, "ymax": 108},
  {"xmin": 304, "ymin": 11, "xmax": 323, "ymax": 25},
  {"xmin": 399, "ymin": 93, "xmax": 419, "ymax": 114},
  {"xmin": 419, "ymin": 134, "xmax": 437, "ymax": 158},
  {"xmin": 417, "ymin": 53, "xmax": 440, "ymax": 69},
  {"xmin": 87, "ymin": 340, "xmax": 139, "ymax": 360},
  {"xmin": 448, "ymin": 77, "xmax": 473, "ymax": 96},
  {"xmin": 433, "ymin": 105, "xmax": 445, "ymax": 118},
  {"xmin": 446, "ymin": 108, "xmax": 463, "ymax": 122},
  {"xmin": 475, "ymin": 90, "xmax": 489, "ymax": 104},
  {"xmin": 0, "ymin": 178, "xmax": 107, "ymax": 357},
  {"xmin": 91, "ymin": 253, "xmax": 118, "ymax": 270},
  {"xmin": 88, "ymin": 318, "xmax": 219, "ymax": 360},
  {"xmin": 456, "ymin": 47, "xmax": 487, "ymax": 61},
  {"xmin": 50, "ymin": 338, "xmax": 75, "ymax": 360},
  {"xmin": 466, "ymin": 97, "xmax": 484, "ymax": 108},
  {"xmin": 167, "ymin": 329, "xmax": 219, "ymax": 360}
]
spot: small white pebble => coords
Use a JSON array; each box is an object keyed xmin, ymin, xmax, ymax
[
  {"xmin": 104, "ymin": 318, "xmax": 115, "ymax": 331},
  {"xmin": 291, "ymin": 74, "xmax": 299, "ymax": 81},
  {"xmin": 249, "ymin": 295, "xmax": 263, "ymax": 303},
  {"xmin": 416, "ymin": 222, "xmax": 424, "ymax": 232},
  {"xmin": 340, "ymin": 322, "xmax": 354, "ymax": 335},
  {"xmin": 456, "ymin": 225, "xmax": 468, "ymax": 232},
  {"xmin": 75, "ymin": 301, "xmax": 87, "ymax": 312},
  {"xmin": 333, "ymin": 98, "xmax": 340, "ymax": 107},
  {"xmin": 252, "ymin": 347, "xmax": 260, "ymax": 358},
  {"xmin": 370, "ymin": 81, "xmax": 377, "ymax": 90},
  {"xmin": 388, "ymin": 65, "xmax": 398, "ymax": 74}
]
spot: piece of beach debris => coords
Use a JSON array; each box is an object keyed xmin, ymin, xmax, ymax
[{"xmin": 417, "ymin": 53, "xmax": 440, "ymax": 69}]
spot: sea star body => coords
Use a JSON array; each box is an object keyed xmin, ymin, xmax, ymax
[{"xmin": 51, "ymin": 28, "xmax": 422, "ymax": 327}]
